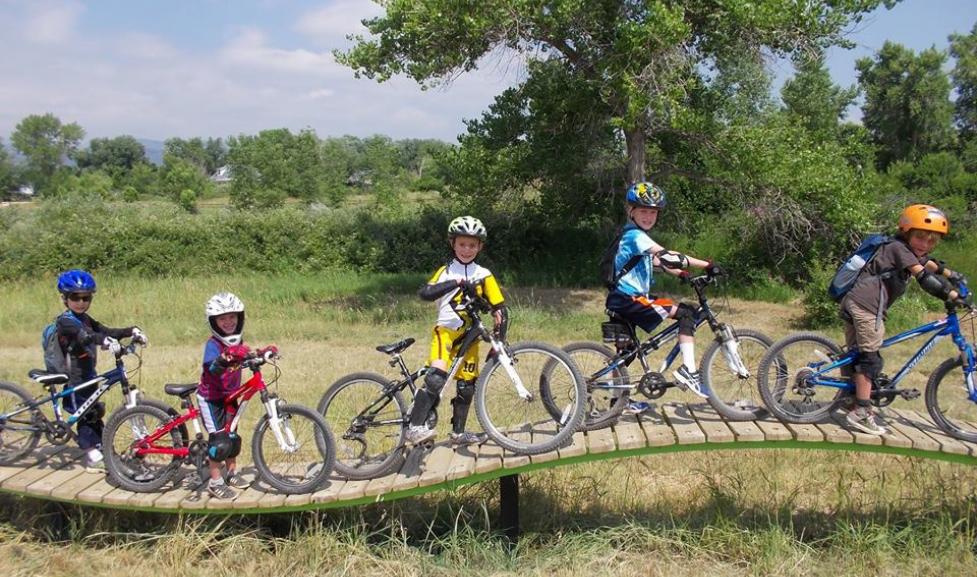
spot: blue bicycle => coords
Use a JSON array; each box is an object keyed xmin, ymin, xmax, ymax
[
  {"xmin": 756, "ymin": 290, "xmax": 977, "ymax": 441},
  {"xmin": 0, "ymin": 336, "xmax": 182, "ymax": 464}
]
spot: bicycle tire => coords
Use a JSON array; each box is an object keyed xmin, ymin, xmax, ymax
[
  {"xmin": 701, "ymin": 328, "xmax": 773, "ymax": 421},
  {"xmin": 252, "ymin": 403, "xmax": 336, "ymax": 494},
  {"xmin": 542, "ymin": 342, "xmax": 629, "ymax": 431},
  {"xmin": 475, "ymin": 341, "xmax": 586, "ymax": 454},
  {"xmin": 756, "ymin": 332, "xmax": 847, "ymax": 423},
  {"xmin": 317, "ymin": 372, "xmax": 408, "ymax": 480},
  {"xmin": 926, "ymin": 357, "xmax": 977, "ymax": 443},
  {"xmin": 103, "ymin": 403, "xmax": 185, "ymax": 492},
  {"xmin": 0, "ymin": 381, "xmax": 42, "ymax": 465}
]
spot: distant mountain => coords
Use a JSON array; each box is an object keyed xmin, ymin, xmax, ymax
[{"xmin": 137, "ymin": 138, "xmax": 165, "ymax": 165}]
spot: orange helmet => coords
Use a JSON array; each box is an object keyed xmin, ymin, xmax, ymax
[{"xmin": 897, "ymin": 204, "xmax": 949, "ymax": 235}]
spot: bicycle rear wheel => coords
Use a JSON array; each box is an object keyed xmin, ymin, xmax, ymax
[
  {"xmin": 0, "ymin": 381, "xmax": 41, "ymax": 465},
  {"xmin": 756, "ymin": 333, "xmax": 848, "ymax": 423},
  {"xmin": 701, "ymin": 329, "xmax": 772, "ymax": 421},
  {"xmin": 252, "ymin": 403, "xmax": 335, "ymax": 494},
  {"xmin": 541, "ymin": 342, "xmax": 629, "ymax": 431},
  {"xmin": 317, "ymin": 372, "xmax": 407, "ymax": 480},
  {"xmin": 926, "ymin": 357, "xmax": 977, "ymax": 443},
  {"xmin": 475, "ymin": 341, "xmax": 585, "ymax": 454},
  {"xmin": 103, "ymin": 404, "xmax": 184, "ymax": 492}
]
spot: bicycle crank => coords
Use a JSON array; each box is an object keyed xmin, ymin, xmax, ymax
[{"xmin": 638, "ymin": 372, "xmax": 669, "ymax": 399}]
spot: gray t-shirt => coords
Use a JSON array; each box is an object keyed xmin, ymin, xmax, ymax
[{"xmin": 844, "ymin": 239, "xmax": 927, "ymax": 316}]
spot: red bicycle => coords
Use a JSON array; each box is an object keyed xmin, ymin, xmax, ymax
[{"xmin": 103, "ymin": 346, "xmax": 335, "ymax": 495}]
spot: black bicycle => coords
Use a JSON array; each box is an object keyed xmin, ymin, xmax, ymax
[
  {"xmin": 541, "ymin": 272, "xmax": 773, "ymax": 430},
  {"xmin": 318, "ymin": 288, "xmax": 586, "ymax": 480}
]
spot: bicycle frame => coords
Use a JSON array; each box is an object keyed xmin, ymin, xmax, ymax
[
  {"xmin": 805, "ymin": 307, "xmax": 977, "ymax": 399},
  {"xmin": 2, "ymin": 344, "xmax": 143, "ymax": 434}
]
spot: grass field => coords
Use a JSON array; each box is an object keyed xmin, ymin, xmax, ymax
[{"xmin": 1, "ymin": 272, "xmax": 976, "ymax": 576}]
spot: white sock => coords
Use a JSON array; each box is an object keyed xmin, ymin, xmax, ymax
[
  {"xmin": 679, "ymin": 342, "xmax": 696, "ymax": 371},
  {"xmin": 87, "ymin": 448, "xmax": 103, "ymax": 463},
  {"xmin": 210, "ymin": 477, "xmax": 226, "ymax": 486}
]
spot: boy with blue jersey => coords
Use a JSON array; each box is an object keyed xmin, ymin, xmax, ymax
[{"xmin": 606, "ymin": 182, "xmax": 723, "ymax": 410}]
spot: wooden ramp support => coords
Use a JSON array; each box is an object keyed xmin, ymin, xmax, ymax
[{"xmin": 2, "ymin": 404, "xmax": 977, "ymax": 514}]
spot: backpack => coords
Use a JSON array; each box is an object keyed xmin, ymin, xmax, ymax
[
  {"xmin": 41, "ymin": 313, "xmax": 80, "ymax": 374},
  {"xmin": 827, "ymin": 234, "xmax": 894, "ymax": 302},
  {"xmin": 599, "ymin": 228, "xmax": 644, "ymax": 290}
]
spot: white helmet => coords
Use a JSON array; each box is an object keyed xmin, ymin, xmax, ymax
[
  {"xmin": 205, "ymin": 292, "xmax": 245, "ymax": 346},
  {"xmin": 447, "ymin": 216, "xmax": 487, "ymax": 241}
]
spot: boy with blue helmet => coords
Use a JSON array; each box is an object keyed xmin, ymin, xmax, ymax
[
  {"xmin": 606, "ymin": 182, "xmax": 723, "ymax": 410},
  {"xmin": 51, "ymin": 269, "xmax": 147, "ymax": 472}
]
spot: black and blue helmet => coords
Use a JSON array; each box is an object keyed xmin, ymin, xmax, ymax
[
  {"xmin": 626, "ymin": 181, "xmax": 666, "ymax": 208},
  {"xmin": 57, "ymin": 269, "xmax": 96, "ymax": 294}
]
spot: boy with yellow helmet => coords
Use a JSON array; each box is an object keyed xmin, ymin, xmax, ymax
[{"xmin": 840, "ymin": 204, "xmax": 969, "ymax": 435}]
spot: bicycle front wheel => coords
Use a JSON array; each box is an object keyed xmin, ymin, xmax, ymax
[
  {"xmin": 475, "ymin": 341, "xmax": 586, "ymax": 454},
  {"xmin": 926, "ymin": 357, "xmax": 977, "ymax": 443},
  {"xmin": 103, "ymin": 404, "xmax": 184, "ymax": 492},
  {"xmin": 542, "ymin": 342, "xmax": 629, "ymax": 431},
  {"xmin": 756, "ymin": 333, "xmax": 847, "ymax": 423},
  {"xmin": 701, "ymin": 329, "xmax": 772, "ymax": 421},
  {"xmin": 0, "ymin": 381, "xmax": 41, "ymax": 465},
  {"xmin": 252, "ymin": 403, "xmax": 335, "ymax": 495},
  {"xmin": 317, "ymin": 372, "xmax": 407, "ymax": 480}
]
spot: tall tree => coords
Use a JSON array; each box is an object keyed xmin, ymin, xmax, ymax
[
  {"xmin": 856, "ymin": 41, "xmax": 955, "ymax": 168},
  {"xmin": 226, "ymin": 128, "xmax": 324, "ymax": 208},
  {"xmin": 75, "ymin": 135, "xmax": 148, "ymax": 181},
  {"xmin": 0, "ymin": 138, "xmax": 15, "ymax": 194},
  {"xmin": 10, "ymin": 113, "xmax": 85, "ymax": 194},
  {"xmin": 338, "ymin": 0, "xmax": 894, "ymax": 183},
  {"xmin": 164, "ymin": 137, "xmax": 225, "ymax": 175},
  {"xmin": 782, "ymin": 53, "xmax": 858, "ymax": 137},
  {"xmin": 950, "ymin": 23, "xmax": 977, "ymax": 140}
]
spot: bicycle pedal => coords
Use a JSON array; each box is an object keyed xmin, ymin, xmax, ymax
[{"xmin": 900, "ymin": 388, "xmax": 921, "ymax": 400}]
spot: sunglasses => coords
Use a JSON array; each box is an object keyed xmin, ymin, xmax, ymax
[{"xmin": 67, "ymin": 294, "xmax": 93, "ymax": 302}]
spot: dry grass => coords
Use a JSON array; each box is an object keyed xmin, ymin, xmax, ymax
[{"xmin": 0, "ymin": 273, "xmax": 976, "ymax": 575}]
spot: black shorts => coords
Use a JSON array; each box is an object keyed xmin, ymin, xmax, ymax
[
  {"xmin": 606, "ymin": 291, "xmax": 674, "ymax": 332},
  {"xmin": 199, "ymin": 396, "xmax": 237, "ymax": 434}
]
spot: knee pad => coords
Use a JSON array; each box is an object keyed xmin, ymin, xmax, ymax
[
  {"xmin": 853, "ymin": 351, "xmax": 883, "ymax": 380},
  {"xmin": 451, "ymin": 379, "xmax": 476, "ymax": 407},
  {"xmin": 674, "ymin": 303, "xmax": 698, "ymax": 336},
  {"xmin": 423, "ymin": 367, "xmax": 448, "ymax": 397},
  {"xmin": 80, "ymin": 402, "xmax": 106, "ymax": 425},
  {"xmin": 207, "ymin": 431, "xmax": 241, "ymax": 461}
]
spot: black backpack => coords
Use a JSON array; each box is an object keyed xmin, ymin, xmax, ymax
[{"xmin": 598, "ymin": 228, "xmax": 643, "ymax": 290}]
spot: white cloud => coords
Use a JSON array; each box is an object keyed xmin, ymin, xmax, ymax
[
  {"xmin": 304, "ymin": 88, "xmax": 335, "ymax": 100},
  {"xmin": 219, "ymin": 27, "xmax": 344, "ymax": 77},
  {"xmin": 23, "ymin": 1, "xmax": 83, "ymax": 46},
  {"xmin": 295, "ymin": 0, "xmax": 383, "ymax": 46}
]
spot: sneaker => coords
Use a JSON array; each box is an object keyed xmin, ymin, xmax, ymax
[
  {"xmin": 224, "ymin": 471, "xmax": 250, "ymax": 489},
  {"xmin": 84, "ymin": 458, "xmax": 106, "ymax": 474},
  {"xmin": 623, "ymin": 401, "xmax": 651, "ymax": 415},
  {"xmin": 207, "ymin": 479, "xmax": 237, "ymax": 500},
  {"xmin": 846, "ymin": 407, "xmax": 887, "ymax": 436},
  {"xmin": 449, "ymin": 431, "xmax": 487, "ymax": 446},
  {"xmin": 673, "ymin": 366, "xmax": 709, "ymax": 399},
  {"xmin": 404, "ymin": 425, "xmax": 436, "ymax": 445},
  {"xmin": 181, "ymin": 471, "xmax": 204, "ymax": 489}
]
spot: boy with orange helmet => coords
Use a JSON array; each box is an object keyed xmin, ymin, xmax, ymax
[{"xmin": 841, "ymin": 204, "xmax": 969, "ymax": 435}]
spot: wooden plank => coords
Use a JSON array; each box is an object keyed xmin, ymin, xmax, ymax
[
  {"xmin": 252, "ymin": 489, "xmax": 286, "ymax": 510},
  {"xmin": 3, "ymin": 448, "xmax": 80, "ymax": 493},
  {"xmin": 501, "ymin": 432, "xmax": 531, "ymax": 469},
  {"xmin": 884, "ymin": 408, "xmax": 941, "ymax": 452},
  {"xmin": 556, "ymin": 431, "xmax": 587, "ymax": 458},
  {"xmin": 636, "ymin": 405, "xmax": 676, "ymax": 447},
  {"xmin": 724, "ymin": 419, "xmax": 765, "ymax": 442},
  {"xmin": 753, "ymin": 416, "xmax": 794, "ymax": 441},
  {"xmin": 101, "ymin": 486, "xmax": 140, "ymax": 507},
  {"xmin": 418, "ymin": 442, "xmax": 454, "ymax": 486},
  {"xmin": 27, "ymin": 452, "xmax": 88, "ymax": 496},
  {"xmin": 0, "ymin": 444, "xmax": 68, "ymax": 486},
  {"xmin": 662, "ymin": 403, "xmax": 705, "ymax": 445},
  {"xmin": 528, "ymin": 430, "xmax": 561, "ymax": 464},
  {"xmin": 364, "ymin": 470, "xmax": 400, "ymax": 497},
  {"xmin": 444, "ymin": 443, "xmax": 480, "ymax": 480},
  {"xmin": 585, "ymin": 426, "xmax": 616, "ymax": 454},
  {"xmin": 814, "ymin": 419, "xmax": 854, "ymax": 444},
  {"xmin": 784, "ymin": 423, "xmax": 825, "ymax": 442},
  {"xmin": 75, "ymin": 476, "xmax": 116, "ymax": 504},
  {"xmin": 612, "ymin": 420, "xmax": 646, "ymax": 450},
  {"xmin": 49, "ymin": 468, "xmax": 107, "ymax": 502},
  {"xmin": 282, "ymin": 492, "xmax": 313, "ymax": 509},
  {"xmin": 896, "ymin": 409, "xmax": 972, "ymax": 456},
  {"xmin": 388, "ymin": 448, "xmax": 427, "ymax": 490},
  {"xmin": 473, "ymin": 439, "xmax": 504, "ymax": 474},
  {"xmin": 333, "ymin": 478, "xmax": 371, "ymax": 503},
  {"xmin": 310, "ymin": 478, "xmax": 347, "ymax": 504},
  {"xmin": 687, "ymin": 405, "xmax": 735, "ymax": 443}
]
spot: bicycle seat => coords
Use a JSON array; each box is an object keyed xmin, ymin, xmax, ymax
[
  {"xmin": 164, "ymin": 383, "xmax": 199, "ymax": 398},
  {"xmin": 27, "ymin": 369, "xmax": 69, "ymax": 386},
  {"xmin": 376, "ymin": 338, "xmax": 415, "ymax": 355}
]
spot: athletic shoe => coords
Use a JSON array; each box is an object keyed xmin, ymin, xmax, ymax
[
  {"xmin": 673, "ymin": 366, "xmax": 709, "ymax": 399},
  {"xmin": 404, "ymin": 425, "xmax": 436, "ymax": 445},
  {"xmin": 207, "ymin": 479, "xmax": 237, "ymax": 500},
  {"xmin": 623, "ymin": 401, "xmax": 651, "ymax": 415},
  {"xmin": 84, "ymin": 457, "xmax": 106, "ymax": 474},
  {"xmin": 845, "ymin": 407, "xmax": 887, "ymax": 436},
  {"xmin": 449, "ymin": 432, "xmax": 487, "ymax": 446},
  {"xmin": 225, "ymin": 471, "xmax": 250, "ymax": 489}
]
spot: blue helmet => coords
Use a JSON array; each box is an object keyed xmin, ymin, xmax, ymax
[
  {"xmin": 626, "ymin": 181, "xmax": 666, "ymax": 208},
  {"xmin": 57, "ymin": 269, "xmax": 97, "ymax": 294}
]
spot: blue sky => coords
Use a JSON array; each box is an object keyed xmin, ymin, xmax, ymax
[{"xmin": 0, "ymin": 0, "xmax": 975, "ymax": 144}]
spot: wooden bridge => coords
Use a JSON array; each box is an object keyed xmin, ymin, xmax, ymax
[{"xmin": 2, "ymin": 402, "xmax": 977, "ymax": 515}]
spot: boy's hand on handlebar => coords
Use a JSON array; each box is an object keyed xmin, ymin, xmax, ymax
[
  {"xmin": 224, "ymin": 344, "xmax": 251, "ymax": 363},
  {"xmin": 131, "ymin": 327, "xmax": 149, "ymax": 346},
  {"xmin": 102, "ymin": 336, "xmax": 122, "ymax": 355},
  {"xmin": 705, "ymin": 262, "xmax": 726, "ymax": 277},
  {"xmin": 257, "ymin": 345, "xmax": 280, "ymax": 360},
  {"xmin": 457, "ymin": 279, "xmax": 479, "ymax": 299}
]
